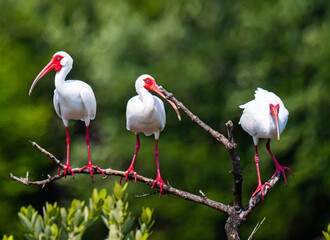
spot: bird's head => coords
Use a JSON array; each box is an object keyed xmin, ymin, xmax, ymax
[
  {"xmin": 269, "ymin": 103, "xmax": 280, "ymax": 141},
  {"xmin": 29, "ymin": 51, "xmax": 73, "ymax": 96},
  {"xmin": 136, "ymin": 74, "xmax": 181, "ymax": 121}
]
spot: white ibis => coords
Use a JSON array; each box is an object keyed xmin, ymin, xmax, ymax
[
  {"xmin": 29, "ymin": 51, "xmax": 104, "ymax": 181},
  {"xmin": 120, "ymin": 74, "xmax": 181, "ymax": 197},
  {"xmin": 239, "ymin": 88, "xmax": 293, "ymax": 200}
]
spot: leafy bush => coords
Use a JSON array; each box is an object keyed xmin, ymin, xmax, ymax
[
  {"xmin": 323, "ymin": 223, "xmax": 330, "ymax": 240},
  {"xmin": 6, "ymin": 184, "xmax": 153, "ymax": 240}
]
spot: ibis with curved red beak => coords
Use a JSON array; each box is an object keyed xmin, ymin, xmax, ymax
[
  {"xmin": 121, "ymin": 74, "xmax": 181, "ymax": 197},
  {"xmin": 29, "ymin": 51, "xmax": 104, "ymax": 181},
  {"xmin": 239, "ymin": 88, "xmax": 293, "ymax": 200}
]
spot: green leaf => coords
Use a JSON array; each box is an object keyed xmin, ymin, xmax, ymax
[
  {"xmin": 51, "ymin": 224, "xmax": 58, "ymax": 238},
  {"xmin": 99, "ymin": 188, "xmax": 107, "ymax": 200},
  {"xmin": 135, "ymin": 230, "xmax": 142, "ymax": 240},
  {"xmin": 34, "ymin": 218, "xmax": 44, "ymax": 236},
  {"xmin": 122, "ymin": 218, "xmax": 134, "ymax": 235},
  {"xmin": 122, "ymin": 183, "xmax": 128, "ymax": 192},
  {"xmin": 112, "ymin": 209, "xmax": 123, "ymax": 224},
  {"xmin": 328, "ymin": 223, "xmax": 330, "ymax": 234},
  {"xmin": 123, "ymin": 232, "xmax": 134, "ymax": 240},
  {"xmin": 109, "ymin": 225, "xmax": 120, "ymax": 240},
  {"xmin": 23, "ymin": 234, "xmax": 37, "ymax": 240},
  {"xmin": 141, "ymin": 208, "xmax": 153, "ymax": 224},
  {"xmin": 2, "ymin": 235, "xmax": 14, "ymax": 240},
  {"xmin": 18, "ymin": 213, "xmax": 33, "ymax": 233},
  {"xmin": 27, "ymin": 206, "xmax": 33, "ymax": 219},
  {"xmin": 323, "ymin": 231, "xmax": 330, "ymax": 240},
  {"xmin": 74, "ymin": 209, "xmax": 83, "ymax": 227},
  {"xmin": 44, "ymin": 225, "xmax": 52, "ymax": 239},
  {"xmin": 89, "ymin": 198, "xmax": 94, "ymax": 212},
  {"xmin": 103, "ymin": 196, "xmax": 114, "ymax": 214},
  {"xmin": 116, "ymin": 200, "xmax": 123, "ymax": 212},
  {"xmin": 60, "ymin": 208, "xmax": 67, "ymax": 224},
  {"xmin": 101, "ymin": 215, "xmax": 110, "ymax": 229},
  {"xmin": 91, "ymin": 189, "xmax": 98, "ymax": 207},
  {"xmin": 96, "ymin": 198, "xmax": 104, "ymax": 210},
  {"xmin": 114, "ymin": 184, "xmax": 123, "ymax": 200},
  {"xmin": 84, "ymin": 219, "xmax": 95, "ymax": 229},
  {"xmin": 31, "ymin": 211, "xmax": 38, "ymax": 227},
  {"xmin": 140, "ymin": 223, "xmax": 146, "ymax": 235}
]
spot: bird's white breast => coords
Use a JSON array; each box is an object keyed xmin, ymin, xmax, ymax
[
  {"xmin": 53, "ymin": 80, "xmax": 96, "ymax": 121},
  {"xmin": 239, "ymin": 88, "xmax": 289, "ymax": 143},
  {"xmin": 126, "ymin": 95, "xmax": 166, "ymax": 136}
]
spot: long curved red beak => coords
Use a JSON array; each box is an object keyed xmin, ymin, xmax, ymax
[
  {"xmin": 29, "ymin": 60, "xmax": 56, "ymax": 96},
  {"xmin": 150, "ymin": 84, "xmax": 181, "ymax": 121},
  {"xmin": 270, "ymin": 104, "xmax": 280, "ymax": 141}
]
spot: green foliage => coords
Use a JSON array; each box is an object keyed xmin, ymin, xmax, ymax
[
  {"xmin": 323, "ymin": 223, "xmax": 330, "ymax": 240},
  {"xmin": 15, "ymin": 185, "xmax": 153, "ymax": 240},
  {"xmin": 1, "ymin": 235, "xmax": 14, "ymax": 240}
]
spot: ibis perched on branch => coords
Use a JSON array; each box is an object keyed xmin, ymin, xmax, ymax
[
  {"xmin": 121, "ymin": 74, "xmax": 181, "ymax": 197},
  {"xmin": 29, "ymin": 51, "xmax": 104, "ymax": 181},
  {"xmin": 239, "ymin": 88, "xmax": 293, "ymax": 200}
]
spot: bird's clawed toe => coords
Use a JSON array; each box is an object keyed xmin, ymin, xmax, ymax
[
  {"xmin": 272, "ymin": 165, "xmax": 294, "ymax": 185},
  {"xmin": 251, "ymin": 182, "xmax": 272, "ymax": 200},
  {"xmin": 58, "ymin": 164, "xmax": 74, "ymax": 179},
  {"xmin": 79, "ymin": 163, "xmax": 104, "ymax": 182},
  {"xmin": 152, "ymin": 175, "xmax": 166, "ymax": 197},
  {"xmin": 120, "ymin": 168, "xmax": 137, "ymax": 185}
]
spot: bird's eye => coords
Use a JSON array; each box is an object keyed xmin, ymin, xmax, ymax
[
  {"xmin": 146, "ymin": 80, "xmax": 150, "ymax": 83},
  {"xmin": 57, "ymin": 57, "xmax": 61, "ymax": 61}
]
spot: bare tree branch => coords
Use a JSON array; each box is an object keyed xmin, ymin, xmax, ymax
[
  {"xmin": 11, "ymin": 87, "xmax": 285, "ymax": 240},
  {"xmin": 11, "ymin": 143, "xmax": 233, "ymax": 214}
]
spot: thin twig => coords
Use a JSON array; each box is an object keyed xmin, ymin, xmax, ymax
[
  {"xmin": 29, "ymin": 140, "xmax": 65, "ymax": 169},
  {"xmin": 160, "ymin": 87, "xmax": 232, "ymax": 148},
  {"xmin": 135, "ymin": 192, "xmax": 160, "ymax": 198},
  {"xmin": 248, "ymin": 217, "xmax": 266, "ymax": 240}
]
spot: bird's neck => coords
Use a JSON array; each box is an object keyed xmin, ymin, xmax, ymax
[
  {"xmin": 138, "ymin": 87, "xmax": 155, "ymax": 115},
  {"xmin": 54, "ymin": 67, "xmax": 70, "ymax": 91}
]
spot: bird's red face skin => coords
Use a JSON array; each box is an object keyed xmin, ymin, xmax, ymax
[
  {"xmin": 269, "ymin": 104, "xmax": 280, "ymax": 141},
  {"xmin": 29, "ymin": 54, "xmax": 64, "ymax": 96},
  {"xmin": 143, "ymin": 77, "xmax": 181, "ymax": 121},
  {"xmin": 143, "ymin": 77, "xmax": 157, "ymax": 91},
  {"xmin": 51, "ymin": 55, "xmax": 64, "ymax": 72}
]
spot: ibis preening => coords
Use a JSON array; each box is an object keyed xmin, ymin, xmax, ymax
[
  {"xmin": 29, "ymin": 51, "xmax": 104, "ymax": 181},
  {"xmin": 121, "ymin": 74, "xmax": 181, "ymax": 197},
  {"xmin": 239, "ymin": 88, "xmax": 293, "ymax": 200}
]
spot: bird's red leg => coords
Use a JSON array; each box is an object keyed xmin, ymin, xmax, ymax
[
  {"xmin": 251, "ymin": 145, "xmax": 271, "ymax": 200},
  {"xmin": 120, "ymin": 134, "xmax": 139, "ymax": 185},
  {"xmin": 151, "ymin": 139, "xmax": 165, "ymax": 197},
  {"xmin": 58, "ymin": 127, "xmax": 74, "ymax": 178},
  {"xmin": 79, "ymin": 126, "xmax": 104, "ymax": 181},
  {"xmin": 266, "ymin": 139, "xmax": 293, "ymax": 185}
]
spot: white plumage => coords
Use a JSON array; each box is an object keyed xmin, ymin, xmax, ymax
[
  {"xmin": 126, "ymin": 76, "xmax": 167, "ymax": 138},
  {"xmin": 239, "ymin": 88, "xmax": 293, "ymax": 200},
  {"xmin": 122, "ymin": 74, "xmax": 181, "ymax": 197},
  {"xmin": 29, "ymin": 51, "xmax": 104, "ymax": 181},
  {"xmin": 239, "ymin": 88, "xmax": 289, "ymax": 144}
]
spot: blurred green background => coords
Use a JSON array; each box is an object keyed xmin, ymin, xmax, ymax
[{"xmin": 0, "ymin": 0, "xmax": 329, "ymax": 239}]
